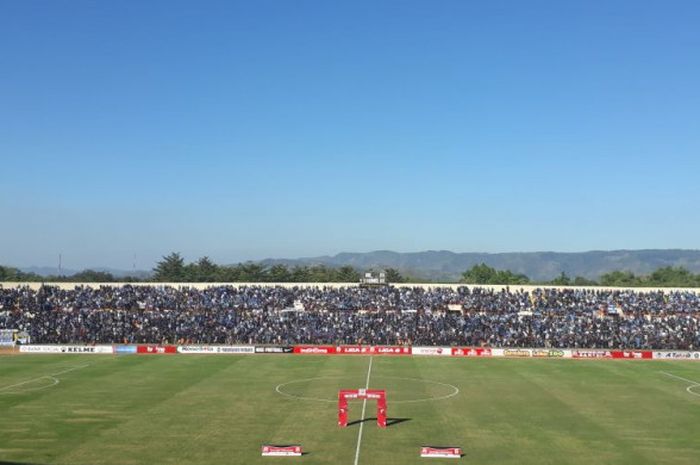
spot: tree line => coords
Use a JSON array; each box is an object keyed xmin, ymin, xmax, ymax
[
  {"xmin": 0, "ymin": 253, "xmax": 407, "ymax": 284},
  {"xmin": 151, "ymin": 253, "xmax": 407, "ymax": 283},
  {"xmin": 461, "ymin": 263, "xmax": 700, "ymax": 287},
  {"xmin": 3, "ymin": 255, "xmax": 700, "ymax": 287},
  {"xmin": 0, "ymin": 266, "xmax": 142, "ymax": 283}
]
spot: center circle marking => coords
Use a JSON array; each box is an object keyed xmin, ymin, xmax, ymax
[{"xmin": 275, "ymin": 375, "xmax": 459, "ymax": 404}]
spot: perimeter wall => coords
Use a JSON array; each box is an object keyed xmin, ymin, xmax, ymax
[{"xmin": 2, "ymin": 281, "xmax": 700, "ymax": 293}]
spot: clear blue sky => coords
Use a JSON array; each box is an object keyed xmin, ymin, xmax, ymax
[{"xmin": 1, "ymin": 1, "xmax": 699, "ymax": 270}]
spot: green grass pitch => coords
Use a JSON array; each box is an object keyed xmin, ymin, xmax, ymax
[{"xmin": 1, "ymin": 354, "xmax": 700, "ymax": 465}]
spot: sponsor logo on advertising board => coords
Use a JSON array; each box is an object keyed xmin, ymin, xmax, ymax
[
  {"xmin": 19, "ymin": 345, "xmax": 113, "ymax": 354},
  {"xmin": 136, "ymin": 345, "xmax": 178, "ymax": 354},
  {"xmin": 572, "ymin": 350, "xmax": 613, "ymax": 359},
  {"xmin": 336, "ymin": 346, "xmax": 365, "ymax": 354},
  {"xmin": 115, "ymin": 345, "xmax": 137, "ymax": 354},
  {"xmin": 451, "ymin": 347, "xmax": 493, "ymax": 357},
  {"xmin": 177, "ymin": 345, "xmax": 217, "ymax": 354},
  {"xmin": 332, "ymin": 346, "xmax": 411, "ymax": 355},
  {"xmin": 255, "ymin": 346, "xmax": 293, "ymax": 354},
  {"xmin": 420, "ymin": 446, "xmax": 462, "ymax": 458},
  {"xmin": 370, "ymin": 346, "xmax": 411, "ymax": 355},
  {"xmin": 18, "ymin": 346, "xmax": 62, "ymax": 353},
  {"xmin": 177, "ymin": 345, "xmax": 256, "ymax": 354},
  {"xmin": 413, "ymin": 347, "xmax": 452, "ymax": 356},
  {"xmin": 216, "ymin": 346, "xmax": 255, "ymax": 354},
  {"xmin": 293, "ymin": 345, "xmax": 337, "ymax": 354},
  {"xmin": 653, "ymin": 351, "xmax": 700, "ymax": 360},
  {"xmin": 504, "ymin": 349, "xmax": 532, "ymax": 358},
  {"xmin": 532, "ymin": 349, "xmax": 566, "ymax": 358},
  {"xmin": 611, "ymin": 350, "xmax": 652, "ymax": 359},
  {"xmin": 261, "ymin": 445, "xmax": 302, "ymax": 457}
]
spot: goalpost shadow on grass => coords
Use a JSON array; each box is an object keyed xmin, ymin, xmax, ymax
[{"xmin": 346, "ymin": 417, "xmax": 411, "ymax": 427}]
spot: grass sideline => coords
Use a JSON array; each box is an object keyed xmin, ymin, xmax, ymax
[{"xmin": 1, "ymin": 355, "xmax": 699, "ymax": 465}]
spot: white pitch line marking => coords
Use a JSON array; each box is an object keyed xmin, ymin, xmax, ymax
[
  {"xmin": 0, "ymin": 364, "xmax": 90, "ymax": 393},
  {"xmin": 274, "ymin": 375, "xmax": 459, "ymax": 404},
  {"xmin": 353, "ymin": 356, "xmax": 373, "ymax": 465},
  {"xmin": 660, "ymin": 371, "xmax": 700, "ymax": 398}
]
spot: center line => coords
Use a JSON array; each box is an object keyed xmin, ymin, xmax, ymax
[{"xmin": 353, "ymin": 356, "xmax": 373, "ymax": 465}]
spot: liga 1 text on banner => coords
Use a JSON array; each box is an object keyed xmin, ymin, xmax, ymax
[
  {"xmin": 420, "ymin": 446, "xmax": 462, "ymax": 458},
  {"xmin": 335, "ymin": 345, "xmax": 411, "ymax": 355},
  {"xmin": 261, "ymin": 445, "xmax": 302, "ymax": 456}
]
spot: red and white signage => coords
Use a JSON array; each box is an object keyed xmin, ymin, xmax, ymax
[
  {"xmin": 261, "ymin": 445, "xmax": 302, "ymax": 457},
  {"xmin": 293, "ymin": 345, "xmax": 336, "ymax": 354},
  {"xmin": 420, "ymin": 447, "xmax": 462, "ymax": 458},
  {"xmin": 136, "ymin": 345, "xmax": 177, "ymax": 354},
  {"xmin": 451, "ymin": 347, "xmax": 493, "ymax": 357},
  {"xmin": 336, "ymin": 345, "xmax": 367, "ymax": 354},
  {"xmin": 330, "ymin": 345, "xmax": 411, "ymax": 355},
  {"xmin": 369, "ymin": 346, "xmax": 411, "ymax": 355},
  {"xmin": 338, "ymin": 389, "xmax": 387, "ymax": 428},
  {"xmin": 572, "ymin": 350, "xmax": 613, "ymax": 359},
  {"xmin": 413, "ymin": 347, "xmax": 452, "ymax": 356},
  {"xmin": 611, "ymin": 350, "xmax": 652, "ymax": 359},
  {"xmin": 17, "ymin": 343, "xmax": 700, "ymax": 362}
]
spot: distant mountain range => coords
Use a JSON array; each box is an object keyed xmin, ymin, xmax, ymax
[
  {"xmin": 16, "ymin": 249, "xmax": 700, "ymax": 282},
  {"xmin": 259, "ymin": 249, "xmax": 700, "ymax": 282}
]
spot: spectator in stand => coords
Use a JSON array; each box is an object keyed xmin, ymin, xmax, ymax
[{"xmin": 0, "ymin": 285, "xmax": 698, "ymax": 349}]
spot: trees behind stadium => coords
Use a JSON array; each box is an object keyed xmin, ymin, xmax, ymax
[
  {"xmin": 151, "ymin": 252, "xmax": 407, "ymax": 283},
  {"xmin": 2, "ymin": 254, "xmax": 700, "ymax": 286}
]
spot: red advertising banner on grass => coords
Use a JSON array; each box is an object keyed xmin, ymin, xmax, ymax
[
  {"xmin": 261, "ymin": 445, "xmax": 302, "ymax": 456},
  {"xmin": 420, "ymin": 446, "xmax": 462, "ymax": 458}
]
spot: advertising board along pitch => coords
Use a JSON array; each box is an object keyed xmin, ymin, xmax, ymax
[
  {"xmin": 420, "ymin": 446, "xmax": 462, "ymax": 458},
  {"xmin": 261, "ymin": 445, "xmax": 302, "ymax": 456}
]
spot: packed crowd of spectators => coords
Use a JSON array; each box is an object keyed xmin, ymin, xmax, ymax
[{"xmin": 1, "ymin": 285, "xmax": 699, "ymax": 349}]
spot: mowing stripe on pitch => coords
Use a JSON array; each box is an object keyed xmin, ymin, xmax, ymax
[{"xmin": 354, "ymin": 356, "xmax": 373, "ymax": 465}]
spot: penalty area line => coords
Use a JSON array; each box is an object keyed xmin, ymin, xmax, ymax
[
  {"xmin": 660, "ymin": 371, "xmax": 700, "ymax": 398},
  {"xmin": 0, "ymin": 364, "xmax": 90, "ymax": 393},
  {"xmin": 353, "ymin": 356, "xmax": 373, "ymax": 465}
]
